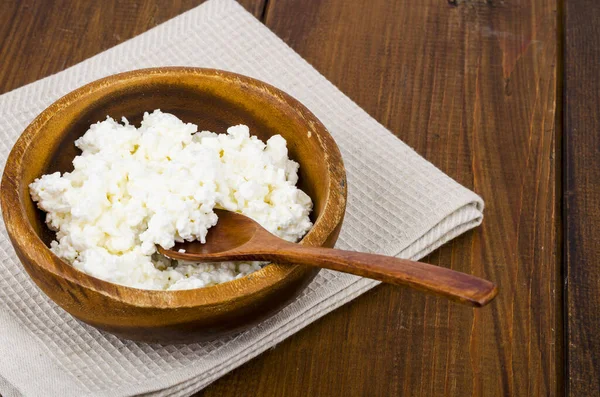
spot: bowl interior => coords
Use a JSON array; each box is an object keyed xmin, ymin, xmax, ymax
[{"xmin": 22, "ymin": 72, "xmax": 331, "ymax": 250}]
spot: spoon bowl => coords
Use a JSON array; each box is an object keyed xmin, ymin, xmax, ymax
[{"xmin": 168, "ymin": 209, "xmax": 261, "ymax": 257}]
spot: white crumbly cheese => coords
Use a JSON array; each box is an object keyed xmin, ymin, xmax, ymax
[{"xmin": 30, "ymin": 110, "xmax": 313, "ymax": 290}]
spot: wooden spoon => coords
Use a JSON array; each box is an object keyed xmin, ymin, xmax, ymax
[{"xmin": 159, "ymin": 209, "xmax": 498, "ymax": 307}]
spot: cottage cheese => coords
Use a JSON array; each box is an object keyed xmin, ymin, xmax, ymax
[{"xmin": 30, "ymin": 110, "xmax": 313, "ymax": 290}]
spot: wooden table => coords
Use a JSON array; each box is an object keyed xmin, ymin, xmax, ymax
[{"xmin": 1, "ymin": 0, "xmax": 596, "ymax": 395}]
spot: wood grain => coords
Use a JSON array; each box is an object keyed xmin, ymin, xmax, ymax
[
  {"xmin": 564, "ymin": 0, "xmax": 600, "ymax": 395},
  {"xmin": 204, "ymin": 0, "xmax": 561, "ymax": 395},
  {"xmin": 0, "ymin": 0, "xmax": 265, "ymax": 95},
  {"xmin": 0, "ymin": 0, "xmax": 563, "ymax": 396}
]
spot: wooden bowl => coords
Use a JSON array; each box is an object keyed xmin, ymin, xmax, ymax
[{"xmin": 1, "ymin": 67, "xmax": 347, "ymax": 343}]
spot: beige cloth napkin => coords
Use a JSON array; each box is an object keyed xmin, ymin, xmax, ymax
[{"xmin": 0, "ymin": 1, "xmax": 484, "ymax": 396}]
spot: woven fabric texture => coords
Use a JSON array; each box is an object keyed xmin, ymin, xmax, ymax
[{"xmin": 0, "ymin": 1, "xmax": 483, "ymax": 396}]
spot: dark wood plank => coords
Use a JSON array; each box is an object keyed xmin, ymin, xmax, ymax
[
  {"xmin": 564, "ymin": 1, "xmax": 600, "ymax": 395},
  {"xmin": 203, "ymin": 0, "xmax": 561, "ymax": 395},
  {"xmin": 0, "ymin": 0, "xmax": 265, "ymax": 95}
]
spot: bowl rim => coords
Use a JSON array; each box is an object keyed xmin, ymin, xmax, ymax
[{"xmin": 1, "ymin": 67, "xmax": 347, "ymax": 309}]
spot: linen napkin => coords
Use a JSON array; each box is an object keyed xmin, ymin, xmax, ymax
[{"xmin": 0, "ymin": 0, "xmax": 484, "ymax": 396}]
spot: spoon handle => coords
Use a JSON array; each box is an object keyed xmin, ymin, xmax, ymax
[{"xmin": 255, "ymin": 241, "xmax": 497, "ymax": 307}]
